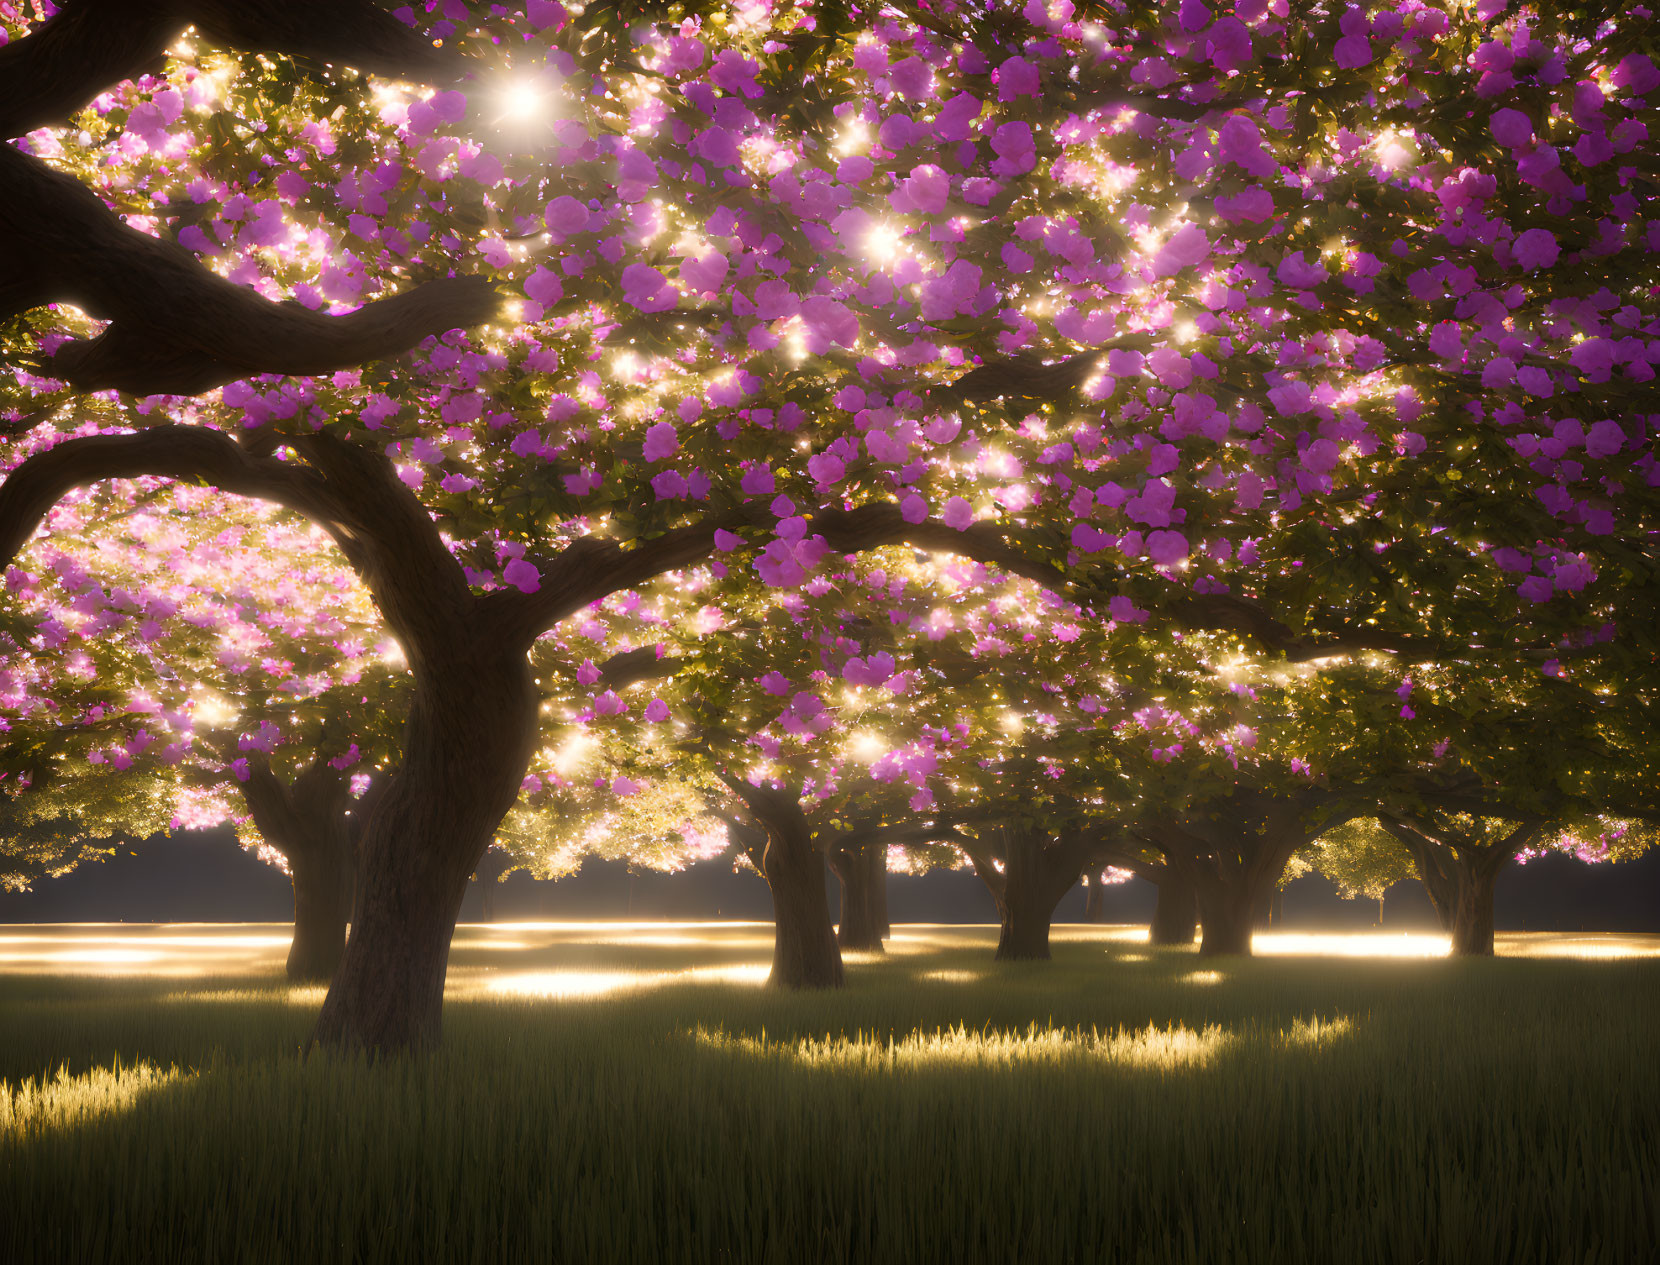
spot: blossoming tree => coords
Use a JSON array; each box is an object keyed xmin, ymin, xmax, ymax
[{"xmin": 0, "ymin": 0, "xmax": 1654, "ymax": 1048}]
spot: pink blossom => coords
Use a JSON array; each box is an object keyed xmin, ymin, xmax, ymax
[
  {"xmin": 642, "ymin": 421, "xmax": 679, "ymax": 462},
  {"xmin": 503, "ymin": 558, "xmax": 541, "ymax": 593},
  {"xmin": 1512, "ymin": 228, "xmax": 1559, "ymax": 271},
  {"xmin": 1490, "ymin": 108, "xmax": 1533, "ymax": 148}
]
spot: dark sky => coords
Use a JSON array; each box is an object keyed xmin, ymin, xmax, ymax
[{"xmin": 2, "ymin": 826, "xmax": 1658, "ymax": 931}]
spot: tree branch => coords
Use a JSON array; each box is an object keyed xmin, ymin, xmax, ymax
[
  {"xmin": 0, "ymin": 426, "xmax": 333, "ymax": 571},
  {"xmin": 0, "ymin": 144, "xmax": 498, "ymax": 394},
  {"xmin": 0, "ymin": 0, "xmax": 463, "ymax": 140}
]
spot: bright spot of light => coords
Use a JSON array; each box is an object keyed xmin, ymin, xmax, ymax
[
  {"xmin": 865, "ymin": 221, "xmax": 902, "ymax": 265},
  {"xmin": 192, "ymin": 691, "xmax": 237, "ymax": 727},
  {"xmin": 1254, "ymin": 932, "xmax": 1450, "ymax": 959},
  {"xmin": 1282, "ymin": 1016, "xmax": 1354, "ymax": 1047},
  {"xmin": 2, "ymin": 1062, "xmax": 192, "ymax": 1138},
  {"xmin": 498, "ymin": 78, "xmax": 546, "ymax": 121},
  {"xmin": 485, "ymin": 962, "xmax": 769, "ymax": 999},
  {"xmin": 692, "ymin": 1021, "xmax": 1231, "ymax": 1070},
  {"xmin": 850, "ymin": 731, "xmax": 886, "ymax": 760}
]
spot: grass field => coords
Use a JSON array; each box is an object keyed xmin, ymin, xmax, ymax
[{"xmin": 3, "ymin": 923, "xmax": 1659, "ymax": 1264}]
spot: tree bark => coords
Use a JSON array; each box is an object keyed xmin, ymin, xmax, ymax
[
  {"xmin": 964, "ymin": 826, "xmax": 1096, "ymax": 963},
  {"xmin": 828, "ymin": 838, "xmax": 886, "ymax": 952},
  {"xmin": 235, "ymin": 753, "xmax": 355, "ymax": 983},
  {"xmin": 995, "ymin": 886, "xmax": 1057, "ymax": 960},
  {"xmin": 761, "ymin": 824, "xmax": 844, "ymax": 989},
  {"xmin": 1383, "ymin": 815, "xmax": 1541, "ymax": 959},
  {"xmin": 727, "ymin": 785, "xmax": 844, "ymax": 989},
  {"xmin": 1082, "ymin": 870, "xmax": 1105, "ymax": 923},
  {"xmin": 310, "ymin": 648, "xmax": 539, "ymax": 1051},
  {"xmin": 1144, "ymin": 793, "xmax": 1343, "ymax": 959},
  {"xmin": 285, "ymin": 842, "xmax": 353, "ymax": 982},
  {"xmin": 873, "ymin": 839, "xmax": 891, "ymax": 940},
  {"xmin": 1194, "ymin": 879, "xmax": 1257, "ymax": 957},
  {"xmin": 1148, "ymin": 869, "xmax": 1198, "ymax": 946},
  {"xmin": 1447, "ymin": 866, "xmax": 1498, "ymax": 956}
]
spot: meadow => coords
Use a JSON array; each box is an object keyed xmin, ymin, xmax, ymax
[{"xmin": 3, "ymin": 923, "xmax": 1658, "ymax": 1264}]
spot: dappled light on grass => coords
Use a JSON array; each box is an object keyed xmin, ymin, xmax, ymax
[
  {"xmin": 480, "ymin": 961, "xmax": 771, "ymax": 1000},
  {"xmin": 917, "ymin": 969, "xmax": 985, "ymax": 984},
  {"xmin": 1281, "ymin": 1016, "xmax": 1354, "ymax": 1048},
  {"xmin": 0, "ymin": 927, "xmax": 294, "ymax": 975},
  {"xmin": 1493, "ymin": 933, "xmax": 1660, "ymax": 960},
  {"xmin": 1254, "ymin": 931, "xmax": 1452, "ymax": 958},
  {"xmin": 159, "ymin": 986, "xmax": 328, "ymax": 1007},
  {"xmin": 4, "ymin": 927, "xmax": 1660, "ymax": 1265},
  {"xmin": 692, "ymin": 1021, "xmax": 1230, "ymax": 1072},
  {"xmin": 2, "ymin": 1061, "xmax": 190, "ymax": 1139}
]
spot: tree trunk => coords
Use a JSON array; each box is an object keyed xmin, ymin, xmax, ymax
[
  {"xmin": 830, "ymin": 839, "xmax": 886, "ymax": 952},
  {"xmin": 968, "ymin": 827, "xmax": 1092, "ymax": 963},
  {"xmin": 760, "ymin": 815, "xmax": 844, "ymax": 988},
  {"xmin": 310, "ymin": 650, "xmax": 539, "ymax": 1053},
  {"xmin": 1082, "ymin": 871, "xmax": 1104, "ymax": 923},
  {"xmin": 1448, "ymin": 867, "xmax": 1498, "ymax": 956},
  {"xmin": 1196, "ymin": 880, "xmax": 1257, "ymax": 957},
  {"xmin": 1148, "ymin": 869, "xmax": 1198, "ymax": 946},
  {"xmin": 236, "ymin": 752, "xmax": 354, "ymax": 984},
  {"xmin": 1384, "ymin": 818, "xmax": 1530, "ymax": 961},
  {"xmin": 995, "ymin": 886, "xmax": 1056, "ymax": 960},
  {"xmin": 285, "ymin": 841, "xmax": 351, "ymax": 983},
  {"xmin": 873, "ymin": 840, "xmax": 891, "ymax": 940}
]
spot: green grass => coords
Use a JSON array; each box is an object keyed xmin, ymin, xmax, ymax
[{"xmin": 3, "ymin": 925, "xmax": 1659, "ymax": 1264}]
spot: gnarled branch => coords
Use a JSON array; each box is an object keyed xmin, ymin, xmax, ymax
[
  {"xmin": 0, "ymin": 143, "xmax": 499, "ymax": 395},
  {"xmin": 0, "ymin": 0, "xmax": 463, "ymax": 140},
  {"xmin": 0, "ymin": 425, "xmax": 333, "ymax": 571}
]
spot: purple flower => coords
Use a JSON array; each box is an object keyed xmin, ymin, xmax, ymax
[
  {"xmin": 1512, "ymin": 228, "xmax": 1559, "ymax": 271},
  {"xmin": 1428, "ymin": 322, "xmax": 1462, "ymax": 361},
  {"xmin": 642, "ymin": 421, "xmax": 679, "ymax": 462},
  {"xmin": 503, "ymin": 558, "xmax": 541, "ymax": 593},
  {"xmin": 651, "ymin": 470, "xmax": 689, "ymax": 500},
  {"xmin": 1585, "ymin": 420, "xmax": 1625, "ymax": 459},
  {"xmin": 1570, "ymin": 338, "xmax": 1615, "ymax": 381},
  {"xmin": 1146, "ymin": 530, "xmax": 1189, "ymax": 567},
  {"xmin": 644, "ymin": 699, "xmax": 671, "ymax": 723},
  {"xmin": 1151, "ymin": 223, "xmax": 1210, "ymax": 277},
  {"xmin": 1215, "ymin": 187, "xmax": 1274, "ymax": 223},
  {"xmin": 680, "ymin": 252, "xmax": 729, "ymax": 294},
  {"xmin": 989, "ymin": 122, "xmax": 1036, "ymax": 176},
  {"xmin": 901, "ymin": 493, "xmax": 928, "ymax": 524},
  {"xmin": 894, "ymin": 164, "xmax": 950, "ymax": 215},
  {"xmin": 1490, "ymin": 108, "xmax": 1533, "ymax": 148},
  {"xmin": 524, "ymin": 267, "xmax": 564, "ymax": 307},
  {"xmin": 941, "ymin": 496, "xmax": 974, "ymax": 530},
  {"xmin": 543, "ymin": 195, "xmax": 591, "ymax": 237},
  {"xmin": 622, "ymin": 264, "xmax": 676, "ymax": 312},
  {"xmin": 714, "ymin": 529, "xmax": 745, "ymax": 552},
  {"xmin": 996, "ymin": 56, "xmax": 1040, "ymax": 100},
  {"xmin": 808, "ymin": 453, "xmax": 845, "ymax": 486},
  {"xmin": 1108, "ymin": 595, "xmax": 1148, "ymax": 624},
  {"xmin": 1611, "ymin": 54, "xmax": 1660, "ymax": 97},
  {"xmin": 1333, "ymin": 33, "xmax": 1371, "ymax": 69}
]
